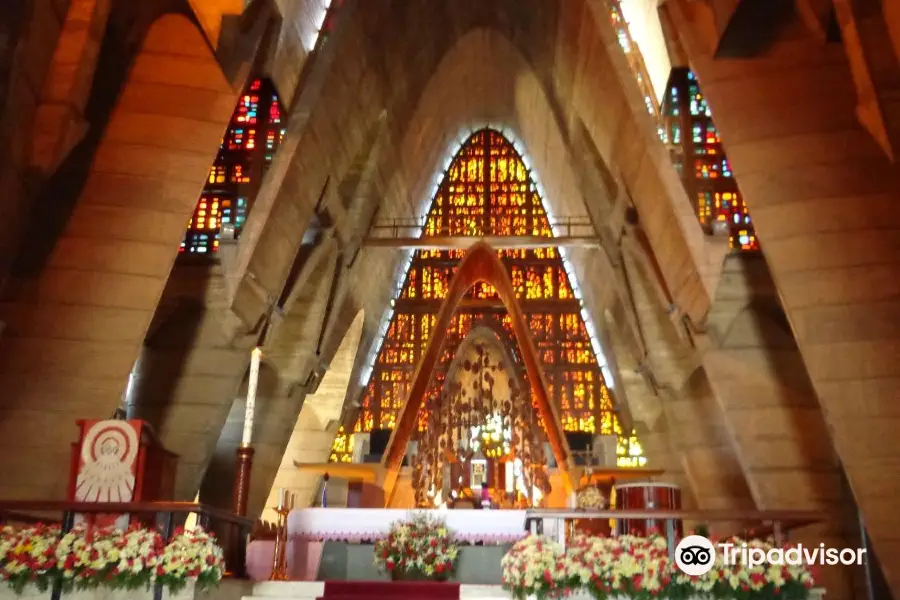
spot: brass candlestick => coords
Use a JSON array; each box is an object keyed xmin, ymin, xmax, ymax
[{"xmin": 269, "ymin": 490, "xmax": 295, "ymax": 581}]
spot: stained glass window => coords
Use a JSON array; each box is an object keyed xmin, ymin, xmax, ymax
[
  {"xmin": 605, "ymin": 1, "xmax": 759, "ymax": 253},
  {"xmin": 331, "ymin": 129, "xmax": 643, "ymax": 465},
  {"xmin": 181, "ymin": 79, "xmax": 286, "ymax": 255},
  {"xmin": 659, "ymin": 68, "xmax": 758, "ymax": 251},
  {"xmin": 330, "ymin": 426, "xmax": 353, "ymax": 463}
]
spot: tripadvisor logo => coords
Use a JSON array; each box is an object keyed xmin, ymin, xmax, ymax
[
  {"xmin": 674, "ymin": 535, "xmax": 867, "ymax": 575},
  {"xmin": 675, "ymin": 535, "xmax": 716, "ymax": 576}
]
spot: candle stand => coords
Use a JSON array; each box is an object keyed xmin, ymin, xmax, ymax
[
  {"xmin": 270, "ymin": 490, "xmax": 295, "ymax": 581},
  {"xmin": 234, "ymin": 445, "xmax": 255, "ymax": 517},
  {"xmin": 227, "ymin": 346, "xmax": 262, "ymax": 577}
]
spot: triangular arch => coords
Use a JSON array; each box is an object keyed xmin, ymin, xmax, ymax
[
  {"xmin": 382, "ymin": 242, "xmax": 572, "ymax": 499},
  {"xmin": 332, "ymin": 127, "xmax": 644, "ymax": 472}
]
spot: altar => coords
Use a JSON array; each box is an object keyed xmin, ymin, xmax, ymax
[
  {"xmin": 288, "ymin": 507, "xmax": 527, "ymax": 542},
  {"xmin": 246, "ymin": 508, "xmax": 526, "ymax": 582},
  {"xmin": 246, "ymin": 487, "xmax": 687, "ymax": 581}
]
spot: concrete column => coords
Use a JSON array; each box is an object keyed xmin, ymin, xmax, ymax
[
  {"xmin": 0, "ymin": 15, "xmax": 236, "ymax": 500},
  {"xmin": 704, "ymin": 256, "xmax": 855, "ymax": 598},
  {"xmin": 669, "ymin": 368, "xmax": 755, "ymax": 526},
  {"xmin": 667, "ymin": 2, "xmax": 900, "ymax": 592}
]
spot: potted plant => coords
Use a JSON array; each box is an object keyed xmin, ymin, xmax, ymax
[
  {"xmin": 575, "ymin": 486, "xmax": 606, "ymax": 511},
  {"xmin": 673, "ymin": 535, "xmax": 818, "ymax": 599},
  {"xmin": 501, "ymin": 536, "xmax": 568, "ymax": 600},
  {"xmin": 503, "ymin": 532, "xmax": 820, "ymax": 600},
  {"xmin": 373, "ymin": 513, "xmax": 460, "ymax": 581},
  {"xmin": 573, "ymin": 485, "xmax": 609, "ymax": 537},
  {"xmin": 0, "ymin": 523, "xmax": 224, "ymax": 597},
  {"xmin": 565, "ymin": 533, "xmax": 672, "ymax": 597}
]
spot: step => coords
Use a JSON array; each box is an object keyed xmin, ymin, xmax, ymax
[
  {"xmin": 243, "ymin": 581, "xmax": 324, "ymax": 600},
  {"xmin": 243, "ymin": 582, "xmax": 513, "ymax": 600}
]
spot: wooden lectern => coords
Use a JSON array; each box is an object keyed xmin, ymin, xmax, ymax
[{"xmin": 68, "ymin": 419, "xmax": 178, "ymax": 528}]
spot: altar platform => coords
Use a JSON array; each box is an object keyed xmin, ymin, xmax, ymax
[
  {"xmin": 241, "ymin": 581, "xmax": 826, "ymax": 600},
  {"xmin": 242, "ymin": 581, "xmax": 561, "ymax": 600}
]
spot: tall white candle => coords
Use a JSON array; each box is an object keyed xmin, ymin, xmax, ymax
[{"xmin": 242, "ymin": 347, "xmax": 262, "ymax": 446}]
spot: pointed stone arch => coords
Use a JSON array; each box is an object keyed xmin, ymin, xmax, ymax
[{"xmin": 382, "ymin": 241, "xmax": 574, "ymax": 502}]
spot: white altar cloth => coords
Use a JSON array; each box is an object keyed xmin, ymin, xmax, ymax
[{"xmin": 288, "ymin": 508, "xmax": 528, "ymax": 543}]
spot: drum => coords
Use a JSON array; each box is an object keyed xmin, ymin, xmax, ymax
[{"xmin": 613, "ymin": 482, "xmax": 683, "ymax": 538}]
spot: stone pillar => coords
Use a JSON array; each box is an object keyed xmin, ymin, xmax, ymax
[
  {"xmin": 670, "ymin": 367, "xmax": 755, "ymax": 533},
  {"xmin": 704, "ymin": 256, "xmax": 854, "ymax": 598},
  {"xmin": 667, "ymin": 1, "xmax": 900, "ymax": 593},
  {"xmin": 0, "ymin": 15, "xmax": 236, "ymax": 500}
]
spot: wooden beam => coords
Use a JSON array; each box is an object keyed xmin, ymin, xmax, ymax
[{"xmin": 362, "ymin": 236, "xmax": 602, "ymax": 249}]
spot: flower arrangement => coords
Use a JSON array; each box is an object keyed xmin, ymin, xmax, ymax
[
  {"xmin": 566, "ymin": 533, "xmax": 672, "ymax": 596},
  {"xmin": 0, "ymin": 524, "xmax": 224, "ymax": 595},
  {"xmin": 501, "ymin": 536, "xmax": 567, "ymax": 600},
  {"xmin": 674, "ymin": 536, "xmax": 817, "ymax": 599},
  {"xmin": 373, "ymin": 512, "xmax": 460, "ymax": 581},
  {"xmin": 503, "ymin": 532, "xmax": 818, "ymax": 600},
  {"xmin": 575, "ymin": 486, "xmax": 606, "ymax": 510}
]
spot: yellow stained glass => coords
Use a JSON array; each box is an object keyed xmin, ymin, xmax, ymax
[{"xmin": 330, "ymin": 129, "xmax": 643, "ymax": 465}]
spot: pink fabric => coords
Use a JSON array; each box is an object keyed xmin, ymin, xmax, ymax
[
  {"xmin": 245, "ymin": 539, "xmax": 324, "ymax": 582},
  {"xmin": 287, "ymin": 508, "xmax": 526, "ymax": 542},
  {"xmin": 290, "ymin": 539, "xmax": 325, "ymax": 580},
  {"xmin": 245, "ymin": 540, "xmax": 274, "ymax": 581}
]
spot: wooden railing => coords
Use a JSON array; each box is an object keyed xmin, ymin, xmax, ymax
[
  {"xmin": 525, "ymin": 508, "xmax": 828, "ymax": 555},
  {"xmin": 0, "ymin": 501, "xmax": 254, "ymax": 600}
]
